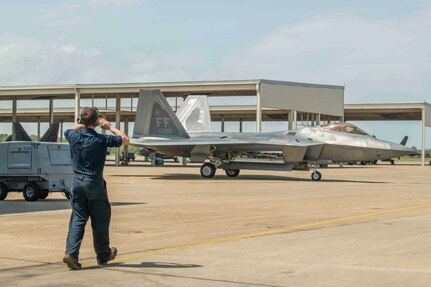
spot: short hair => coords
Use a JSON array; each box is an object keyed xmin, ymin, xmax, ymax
[{"xmin": 80, "ymin": 107, "xmax": 99, "ymax": 127}]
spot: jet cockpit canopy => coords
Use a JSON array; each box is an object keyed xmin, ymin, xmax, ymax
[{"xmin": 321, "ymin": 123, "xmax": 369, "ymax": 136}]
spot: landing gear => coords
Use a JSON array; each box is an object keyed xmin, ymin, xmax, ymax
[
  {"xmin": 225, "ymin": 169, "xmax": 240, "ymax": 177},
  {"xmin": 200, "ymin": 163, "xmax": 217, "ymax": 178},
  {"xmin": 311, "ymin": 170, "xmax": 322, "ymax": 181},
  {"xmin": 23, "ymin": 182, "xmax": 41, "ymax": 202}
]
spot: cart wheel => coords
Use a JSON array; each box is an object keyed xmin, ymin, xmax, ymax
[
  {"xmin": 39, "ymin": 191, "xmax": 49, "ymax": 200},
  {"xmin": 200, "ymin": 163, "xmax": 216, "ymax": 178},
  {"xmin": 0, "ymin": 182, "xmax": 8, "ymax": 200},
  {"xmin": 23, "ymin": 182, "xmax": 41, "ymax": 202},
  {"xmin": 225, "ymin": 169, "xmax": 240, "ymax": 177},
  {"xmin": 311, "ymin": 171, "xmax": 322, "ymax": 181}
]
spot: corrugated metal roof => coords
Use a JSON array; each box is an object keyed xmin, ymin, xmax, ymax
[{"xmin": 0, "ymin": 79, "xmax": 344, "ymax": 90}]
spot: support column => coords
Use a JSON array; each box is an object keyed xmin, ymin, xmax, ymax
[
  {"xmin": 37, "ymin": 118, "xmax": 41, "ymax": 140},
  {"xmin": 115, "ymin": 94, "xmax": 121, "ymax": 166},
  {"xmin": 60, "ymin": 120, "xmax": 64, "ymax": 142},
  {"xmin": 239, "ymin": 119, "xmax": 243, "ymax": 133},
  {"xmin": 293, "ymin": 110, "xmax": 297, "ymax": 129},
  {"xmin": 221, "ymin": 116, "xmax": 225, "ymax": 132},
  {"xmin": 256, "ymin": 83, "xmax": 262, "ymax": 132},
  {"xmin": 74, "ymin": 89, "xmax": 80, "ymax": 123},
  {"xmin": 288, "ymin": 109, "xmax": 294, "ymax": 130},
  {"xmin": 317, "ymin": 113, "xmax": 321, "ymax": 125},
  {"xmin": 12, "ymin": 98, "xmax": 17, "ymax": 141},
  {"xmin": 422, "ymin": 108, "xmax": 426, "ymax": 167},
  {"xmin": 49, "ymin": 99, "xmax": 54, "ymax": 126},
  {"xmin": 124, "ymin": 117, "xmax": 129, "ymax": 163}
]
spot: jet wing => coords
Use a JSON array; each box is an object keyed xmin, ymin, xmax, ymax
[{"xmin": 131, "ymin": 137, "xmax": 324, "ymax": 163}]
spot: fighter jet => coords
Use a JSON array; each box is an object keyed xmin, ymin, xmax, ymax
[
  {"xmin": 130, "ymin": 90, "xmax": 415, "ymax": 181},
  {"xmin": 6, "ymin": 122, "xmax": 60, "ymax": 142}
]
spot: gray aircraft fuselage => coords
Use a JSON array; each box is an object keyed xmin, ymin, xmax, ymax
[
  {"xmin": 129, "ymin": 89, "xmax": 415, "ymax": 180},
  {"xmin": 131, "ymin": 125, "xmax": 413, "ymax": 164}
]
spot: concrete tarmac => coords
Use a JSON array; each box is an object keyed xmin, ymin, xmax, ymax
[{"xmin": 0, "ymin": 164, "xmax": 430, "ymax": 286}]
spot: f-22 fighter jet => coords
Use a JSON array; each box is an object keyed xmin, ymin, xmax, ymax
[{"xmin": 130, "ymin": 90, "xmax": 414, "ymax": 181}]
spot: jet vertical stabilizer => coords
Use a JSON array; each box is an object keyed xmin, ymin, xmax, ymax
[
  {"xmin": 6, "ymin": 122, "xmax": 32, "ymax": 142},
  {"xmin": 400, "ymin": 136, "xmax": 408, "ymax": 146},
  {"xmin": 40, "ymin": 121, "xmax": 60, "ymax": 142},
  {"xmin": 133, "ymin": 90, "xmax": 190, "ymax": 139},
  {"xmin": 176, "ymin": 96, "xmax": 212, "ymax": 133}
]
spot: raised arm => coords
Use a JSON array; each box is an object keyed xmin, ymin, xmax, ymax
[{"xmin": 99, "ymin": 119, "xmax": 129, "ymax": 145}]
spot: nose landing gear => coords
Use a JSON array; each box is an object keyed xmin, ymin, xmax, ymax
[{"xmin": 311, "ymin": 170, "xmax": 322, "ymax": 181}]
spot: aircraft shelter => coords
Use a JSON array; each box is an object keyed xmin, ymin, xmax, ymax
[{"xmin": 0, "ymin": 79, "xmax": 429, "ymax": 166}]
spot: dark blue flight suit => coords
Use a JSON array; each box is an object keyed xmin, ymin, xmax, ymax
[{"xmin": 64, "ymin": 128, "xmax": 122, "ymax": 263}]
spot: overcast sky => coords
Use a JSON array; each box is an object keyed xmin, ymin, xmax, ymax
[{"xmin": 0, "ymin": 0, "xmax": 430, "ymax": 147}]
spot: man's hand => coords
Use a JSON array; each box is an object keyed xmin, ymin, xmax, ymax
[
  {"xmin": 99, "ymin": 118, "xmax": 112, "ymax": 130},
  {"xmin": 100, "ymin": 118, "xmax": 129, "ymax": 145}
]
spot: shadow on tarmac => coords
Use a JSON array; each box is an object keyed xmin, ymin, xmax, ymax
[
  {"xmin": 0, "ymin": 201, "xmax": 145, "ymax": 215},
  {"xmin": 83, "ymin": 262, "xmax": 202, "ymax": 270},
  {"xmin": 146, "ymin": 173, "xmax": 389, "ymax": 184}
]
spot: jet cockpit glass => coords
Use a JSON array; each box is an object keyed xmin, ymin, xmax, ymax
[{"xmin": 321, "ymin": 123, "xmax": 369, "ymax": 136}]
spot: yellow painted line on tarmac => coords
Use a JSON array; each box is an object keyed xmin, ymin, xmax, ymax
[{"xmin": 92, "ymin": 202, "xmax": 431, "ymax": 266}]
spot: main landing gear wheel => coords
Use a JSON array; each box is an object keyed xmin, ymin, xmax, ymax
[
  {"xmin": 200, "ymin": 163, "xmax": 216, "ymax": 178},
  {"xmin": 0, "ymin": 182, "xmax": 8, "ymax": 201},
  {"xmin": 23, "ymin": 182, "xmax": 41, "ymax": 202},
  {"xmin": 311, "ymin": 171, "xmax": 322, "ymax": 181},
  {"xmin": 225, "ymin": 169, "xmax": 240, "ymax": 177}
]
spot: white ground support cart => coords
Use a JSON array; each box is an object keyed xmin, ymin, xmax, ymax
[{"xmin": 0, "ymin": 142, "xmax": 73, "ymax": 201}]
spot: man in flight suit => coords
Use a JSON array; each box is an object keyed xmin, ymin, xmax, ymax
[{"xmin": 63, "ymin": 107, "xmax": 129, "ymax": 270}]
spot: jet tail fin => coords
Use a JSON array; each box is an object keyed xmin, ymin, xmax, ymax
[
  {"xmin": 176, "ymin": 95, "xmax": 212, "ymax": 133},
  {"xmin": 133, "ymin": 90, "xmax": 190, "ymax": 139},
  {"xmin": 6, "ymin": 122, "xmax": 32, "ymax": 142},
  {"xmin": 400, "ymin": 136, "xmax": 408, "ymax": 146},
  {"xmin": 40, "ymin": 121, "xmax": 60, "ymax": 142}
]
